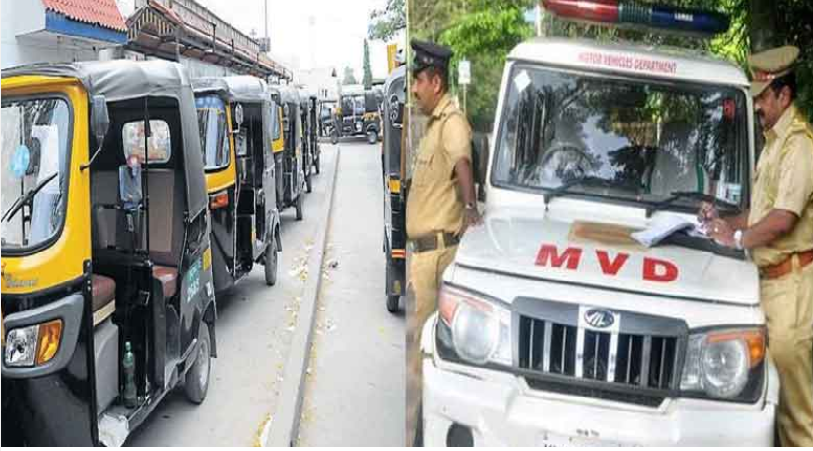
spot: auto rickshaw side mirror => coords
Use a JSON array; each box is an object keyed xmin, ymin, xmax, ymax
[
  {"xmin": 232, "ymin": 103, "xmax": 244, "ymax": 134},
  {"xmin": 92, "ymin": 95, "xmax": 110, "ymax": 143},
  {"xmin": 82, "ymin": 95, "xmax": 110, "ymax": 171}
]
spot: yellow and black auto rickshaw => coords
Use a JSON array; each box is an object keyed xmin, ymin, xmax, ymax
[
  {"xmin": 335, "ymin": 85, "xmax": 383, "ymax": 145},
  {"xmin": 267, "ymin": 85, "xmax": 305, "ymax": 220},
  {"xmin": 297, "ymin": 89, "xmax": 314, "ymax": 193},
  {"xmin": 307, "ymin": 94, "xmax": 322, "ymax": 175},
  {"xmin": 193, "ymin": 76, "xmax": 282, "ymax": 291},
  {"xmin": 381, "ymin": 65, "xmax": 407, "ymax": 313},
  {"xmin": 1, "ymin": 60, "xmax": 217, "ymax": 446}
]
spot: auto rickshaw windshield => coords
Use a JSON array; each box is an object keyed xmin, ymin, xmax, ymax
[
  {"xmin": 1, "ymin": 96, "xmax": 71, "ymax": 251},
  {"xmin": 195, "ymin": 94, "xmax": 230, "ymax": 169}
]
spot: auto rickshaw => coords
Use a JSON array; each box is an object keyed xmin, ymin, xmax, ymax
[
  {"xmin": 297, "ymin": 89, "xmax": 314, "ymax": 193},
  {"xmin": 307, "ymin": 95, "xmax": 322, "ymax": 175},
  {"xmin": 267, "ymin": 85, "xmax": 305, "ymax": 220},
  {"xmin": 334, "ymin": 85, "xmax": 381, "ymax": 145},
  {"xmin": 193, "ymin": 76, "xmax": 282, "ymax": 291},
  {"xmin": 318, "ymin": 99, "xmax": 337, "ymax": 138},
  {"xmin": 381, "ymin": 64, "xmax": 407, "ymax": 313},
  {"xmin": 1, "ymin": 60, "xmax": 216, "ymax": 446}
]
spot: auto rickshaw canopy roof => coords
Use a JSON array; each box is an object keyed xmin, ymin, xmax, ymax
[
  {"xmin": 268, "ymin": 84, "xmax": 301, "ymax": 106},
  {"xmin": 193, "ymin": 75, "xmax": 271, "ymax": 104},
  {"xmin": 2, "ymin": 59, "xmax": 209, "ymax": 221}
]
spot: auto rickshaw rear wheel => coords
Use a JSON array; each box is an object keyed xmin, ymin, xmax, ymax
[
  {"xmin": 305, "ymin": 173, "xmax": 312, "ymax": 193},
  {"xmin": 367, "ymin": 130, "xmax": 378, "ymax": 145},
  {"xmin": 264, "ymin": 235, "xmax": 278, "ymax": 286},
  {"xmin": 386, "ymin": 295, "xmax": 399, "ymax": 313},
  {"xmin": 184, "ymin": 324, "xmax": 212, "ymax": 404},
  {"xmin": 295, "ymin": 193, "xmax": 304, "ymax": 221}
]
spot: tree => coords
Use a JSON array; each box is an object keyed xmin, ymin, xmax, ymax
[
  {"xmin": 363, "ymin": 39, "xmax": 373, "ymax": 89},
  {"xmin": 342, "ymin": 66, "xmax": 358, "ymax": 85},
  {"xmin": 368, "ymin": 0, "xmax": 406, "ymax": 41}
]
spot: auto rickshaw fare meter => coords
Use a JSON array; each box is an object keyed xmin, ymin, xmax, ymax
[{"xmin": 542, "ymin": 0, "xmax": 730, "ymax": 36}]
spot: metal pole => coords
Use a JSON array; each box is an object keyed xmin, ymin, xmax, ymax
[{"xmin": 462, "ymin": 84, "xmax": 467, "ymax": 114}]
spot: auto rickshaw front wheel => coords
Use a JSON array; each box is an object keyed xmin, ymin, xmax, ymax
[
  {"xmin": 386, "ymin": 295, "xmax": 400, "ymax": 313},
  {"xmin": 295, "ymin": 193, "xmax": 304, "ymax": 221},
  {"xmin": 367, "ymin": 130, "xmax": 378, "ymax": 145},
  {"xmin": 264, "ymin": 236, "xmax": 278, "ymax": 286},
  {"xmin": 184, "ymin": 324, "xmax": 212, "ymax": 404}
]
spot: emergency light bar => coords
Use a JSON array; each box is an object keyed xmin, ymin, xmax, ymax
[{"xmin": 542, "ymin": 0, "xmax": 730, "ymax": 36}]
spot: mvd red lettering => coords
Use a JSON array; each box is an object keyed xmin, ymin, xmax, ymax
[{"xmin": 535, "ymin": 245, "xmax": 678, "ymax": 282}]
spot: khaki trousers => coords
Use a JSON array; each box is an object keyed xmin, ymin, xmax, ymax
[
  {"xmin": 405, "ymin": 245, "xmax": 457, "ymax": 446},
  {"xmin": 761, "ymin": 256, "xmax": 813, "ymax": 446}
]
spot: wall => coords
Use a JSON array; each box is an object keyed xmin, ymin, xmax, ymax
[{"xmin": 1, "ymin": 0, "xmax": 99, "ymax": 68}]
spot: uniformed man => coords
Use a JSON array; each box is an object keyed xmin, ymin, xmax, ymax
[
  {"xmin": 405, "ymin": 39, "xmax": 481, "ymax": 446},
  {"xmin": 705, "ymin": 45, "xmax": 813, "ymax": 446}
]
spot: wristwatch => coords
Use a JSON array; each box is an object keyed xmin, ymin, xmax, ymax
[
  {"xmin": 734, "ymin": 229, "xmax": 744, "ymax": 250},
  {"xmin": 465, "ymin": 202, "xmax": 476, "ymax": 210}
]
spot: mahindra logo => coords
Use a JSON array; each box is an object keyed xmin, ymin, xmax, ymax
[{"xmin": 584, "ymin": 308, "xmax": 615, "ymax": 328}]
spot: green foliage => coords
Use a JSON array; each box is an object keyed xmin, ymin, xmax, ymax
[
  {"xmin": 363, "ymin": 39, "xmax": 373, "ymax": 89},
  {"xmin": 437, "ymin": 6, "xmax": 534, "ymax": 130},
  {"xmin": 368, "ymin": 0, "xmax": 406, "ymax": 41},
  {"xmin": 342, "ymin": 67, "xmax": 358, "ymax": 86}
]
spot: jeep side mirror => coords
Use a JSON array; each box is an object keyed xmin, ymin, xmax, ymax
[{"xmin": 472, "ymin": 133, "xmax": 490, "ymax": 201}]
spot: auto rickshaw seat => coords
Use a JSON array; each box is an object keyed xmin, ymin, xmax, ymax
[
  {"xmin": 152, "ymin": 265, "xmax": 178, "ymax": 298},
  {"xmin": 91, "ymin": 274, "xmax": 116, "ymax": 326}
]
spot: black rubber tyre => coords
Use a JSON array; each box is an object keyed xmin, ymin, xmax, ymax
[
  {"xmin": 295, "ymin": 194, "xmax": 303, "ymax": 221},
  {"xmin": 305, "ymin": 173, "xmax": 313, "ymax": 193},
  {"xmin": 330, "ymin": 133, "xmax": 339, "ymax": 145},
  {"xmin": 264, "ymin": 235, "xmax": 278, "ymax": 286},
  {"xmin": 314, "ymin": 154, "xmax": 321, "ymax": 174},
  {"xmin": 386, "ymin": 295, "xmax": 399, "ymax": 313},
  {"xmin": 367, "ymin": 130, "xmax": 378, "ymax": 145},
  {"xmin": 184, "ymin": 324, "xmax": 211, "ymax": 404}
]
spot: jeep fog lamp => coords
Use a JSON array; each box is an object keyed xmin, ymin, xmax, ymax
[{"xmin": 438, "ymin": 285, "xmax": 511, "ymax": 366}]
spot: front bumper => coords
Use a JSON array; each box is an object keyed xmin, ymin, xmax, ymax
[{"xmin": 422, "ymin": 315, "xmax": 777, "ymax": 446}]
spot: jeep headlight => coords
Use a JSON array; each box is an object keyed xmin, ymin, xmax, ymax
[
  {"xmin": 436, "ymin": 285, "xmax": 511, "ymax": 366},
  {"xmin": 680, "ymin": 328, "xmax": 765, "ymax": 401}
]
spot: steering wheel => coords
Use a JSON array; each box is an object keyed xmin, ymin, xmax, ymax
[{"xmin": 539, "ymin": 142, "xmax": 592, "ymax": 180}]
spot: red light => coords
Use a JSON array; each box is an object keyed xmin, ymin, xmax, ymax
[
  {"xmin": 723, "ymin": 99, "xmax": 736, "ymax": 120},
  {"xmin": 543, "ymin": 0, "xmax": 620, "ymax": 23}
]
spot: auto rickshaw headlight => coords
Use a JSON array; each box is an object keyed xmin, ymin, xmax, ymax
[
  {"xmin": 4, "ymin": 319, "xmax": 63, "ymax": 367},
  {"xmin": 5, "ymin": 325, "xmax": 39, "ymax": 367},
  {"xmin": 36, "ymin": 320, "xmax": 63, "ymax": 365}
]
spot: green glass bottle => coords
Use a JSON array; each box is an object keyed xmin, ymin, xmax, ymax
[{"xmin": 122, "ymin": 341, "xmax": 137, "ymax": 408}]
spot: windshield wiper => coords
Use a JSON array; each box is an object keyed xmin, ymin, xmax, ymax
[
  {"xmin": 647, "ymin": 190, "xmax": 740, "ymax": 217},
  {"xmin": 543, "ymin": 176, "xmax": 640, "ymax": 206},
  {"xmin": 2, "ymin": 172, "xmax": 58, "ymax": 222}
]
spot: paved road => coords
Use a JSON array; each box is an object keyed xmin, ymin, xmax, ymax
[
  {"xmin": 127, "ymin": 146, "xmax": 337, "ymax": 447},
  {"xmin": 296, "ymin": 138, "xmax": 405, "ymax": 446}
]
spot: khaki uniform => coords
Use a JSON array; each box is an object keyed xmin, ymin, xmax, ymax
[
  {"xmin": 748, "ymin": 105, "xmax": 813, "ymax": 446},
  {"xmin": 405, "ymin": 93, "xmax": 472, "ymax": 444}
]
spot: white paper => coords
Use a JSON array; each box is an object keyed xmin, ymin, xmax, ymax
[
  {"xmin": 632, "ymin": 213, "xmax": 702, "ymax": 247},
  {"xmin": 514, "ymin": 70, "xmax": 531, "ymax": 93}
]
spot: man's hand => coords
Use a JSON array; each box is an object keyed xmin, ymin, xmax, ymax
[
  {"xmin": 460, "ymin": 206, "xmax": 482, "ymax": 235},
  {"xmin": 707, "ymin": 218, "xmax": 736, "ymax": 247}
]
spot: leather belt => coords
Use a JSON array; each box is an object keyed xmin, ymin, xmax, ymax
[
  {"xmin": 409, "ymin": 232, "xmax": 459, "ymax": 253},
  {"xmin": 759, "ymin": 250, "xmax": 813, "ymax": 280}
]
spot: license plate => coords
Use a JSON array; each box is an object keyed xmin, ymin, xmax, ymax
[{"xmin": 537, "ymin": 432, "xmax": 624, "ymax": 447}]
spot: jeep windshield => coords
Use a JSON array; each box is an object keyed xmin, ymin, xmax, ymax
[{"xmin": 492, "ymin": 64, "xmax": 749, "ymax": 214}]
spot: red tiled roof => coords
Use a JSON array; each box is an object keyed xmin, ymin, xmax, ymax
[{"xmin": 42, "ymin": 0, "xmax": 127, "ymax": 32}]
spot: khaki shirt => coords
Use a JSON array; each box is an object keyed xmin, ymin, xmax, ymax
[
  {"xmin": 406, "ymin": 94, "xmax": 472, "ymax": 238},
  {"xmin": 749, "ymin": 104, "xmax": 813, "ymax": 267}
]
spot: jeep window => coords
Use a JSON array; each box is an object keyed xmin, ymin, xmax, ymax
[
  {"xmin": 492, "ymin": 65, "xmax": 749, "ymax": 209},
  {"xmin": 2, "ymin": 96, "xmax": 71, "ymax": 252},
  {"xmin": 195, "ymin": 95, "xmax": 230, "ymax": 169}
]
